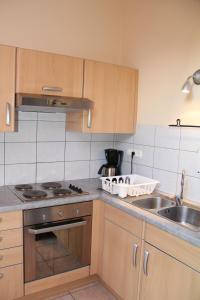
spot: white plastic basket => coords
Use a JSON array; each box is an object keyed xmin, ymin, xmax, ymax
[{"xmin": 100, "ymin": 174, "xmax": 159, "ymax": 198}]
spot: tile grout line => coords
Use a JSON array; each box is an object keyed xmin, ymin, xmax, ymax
[{"xmin": 35, "ymin": 112, "xmax": 39, "ymax": 183}]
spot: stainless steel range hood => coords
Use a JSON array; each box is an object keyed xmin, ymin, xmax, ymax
[{"xmin": 16, "ymin": 93, "xmax": 94, "ymax": 127}]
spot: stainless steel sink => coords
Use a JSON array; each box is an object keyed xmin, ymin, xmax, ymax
[
  {"xmin": 132, "ymin": 197, "xmax": 175, "ymax": 210},
  {"xmin": 158, "ymin": 206, "xmax": 200, "ymax": 231}
]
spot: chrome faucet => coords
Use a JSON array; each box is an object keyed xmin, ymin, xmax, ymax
[{"xmin": 175, "ymin": 170, "xmax": 185, "ymax": 206}]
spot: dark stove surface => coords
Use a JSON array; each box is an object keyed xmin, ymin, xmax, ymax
[{"xmin": 11, "ymin": 181, "xmax": 88, "ymax": 202}]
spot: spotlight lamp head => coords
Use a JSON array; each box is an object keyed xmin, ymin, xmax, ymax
[{"xmin": 181, "ymin": 69, "xmax": 200, "ymax": 94}]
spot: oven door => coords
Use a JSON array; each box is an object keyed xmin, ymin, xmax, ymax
[{"xmin": 24, "ymin": 216, "xmax": 92, "ymax": 283}]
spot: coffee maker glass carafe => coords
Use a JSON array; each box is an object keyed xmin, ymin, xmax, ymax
[{"xmin": 98, "ymin": 148, "xmax": 123, "ymax": 177}]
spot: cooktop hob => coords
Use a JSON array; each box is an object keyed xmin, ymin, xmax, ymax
[{"xmin": 10, "ymin": 181, "xmax": 89, "ymax": 202}]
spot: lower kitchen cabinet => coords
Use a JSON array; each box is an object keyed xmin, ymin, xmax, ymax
[
  {"xmin": 101, "ymin": 219, "xmax": 141, "ymax": 300},
  {"xmin": 140, "ymin": 242, "xmax": 200, "ymax": 300},
  {"xmin": 0, "ymin": 264, "xmax": 23, "ymax": 300}
]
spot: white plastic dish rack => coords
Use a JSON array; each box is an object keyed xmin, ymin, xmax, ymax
[{"xmin": 100, "ymin": 174, "xmax": 159, "ymax": 198}]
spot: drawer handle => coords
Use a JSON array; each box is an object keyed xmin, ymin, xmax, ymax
[
  {"xmin": 0, "ymin": 255, "xmax": 4, "ymax": 260},
  {"xmin": 0, "ymin": 237, "xmax": 3, "ymax": 242},
  {"xmin": 42, "ymin": 86, "xmax": 63, "ymax": 93},
  {"xmin": 143, "ymin": 250, "xmax": 149, "ymax": 276},
  {"xmin": 0, "ymin": 273, "xmax": 3, "ymax": 279},
  {"xmin": 132, "ymin": 243, "xmax": 138, "ymax": 267},
  {"xmin": 87, "ymin": 109, "xmax": 92, "ymax": 128}
]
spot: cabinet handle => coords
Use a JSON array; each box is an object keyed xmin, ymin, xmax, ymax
[
  {"xmin": 143, "ymin": 250, "xmax": 149, "ymax": 276},
  {"xmin": 0, "ymin": 255, "xmax": 4, "ymax": 261},
  {"xmin": 0, "ymin": 273, "xmax": 3, "ymax": 279},
  {"xmin": 0, "ymin": 237, "xmax": 3, "ymax": 242},
  {"xmin": 6, "ymin": 103, "xmax": 11, "ymax": 126},
  {"xmin": 87, "ymin": 109, "xmax": 92, "ymax": 128},
  {"xmin": 132, "ymin": 244, "xmax": 138, "ymax": 267},
  {"xmin": 42, "ymin": 86, "xmax": 63, "ymax": 93}
]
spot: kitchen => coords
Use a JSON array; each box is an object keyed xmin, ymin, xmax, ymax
[{"xmin": 0, "ymin": 0, "xmax": 200, "ymax": 299}]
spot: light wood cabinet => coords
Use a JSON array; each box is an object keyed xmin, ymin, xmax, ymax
[
  {"xmin": 0, "ymin": 264, "xmax": 23, "ymax": 300},
  {"xmin": 67, "ymin": 60, "xmax": 138, "ymax": 133},
  {"xmin": 101, "ymin": 219, "xmax": 141, "ymax": 300},
  {"xmin": 140, "ymin": 242, "xmax": 200, "ymax": 300},
  {"xmin": 0, "ymin": 45, "xmax": 16, "ymax": 132},
  {"xmin": 16, "ymin": 48, "xmax": 83, "ymax": 97}
]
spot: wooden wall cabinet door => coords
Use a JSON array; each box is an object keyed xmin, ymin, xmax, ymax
[
  {"xmin": 140, "ymin": 242, "xmax": 200, "ymax": 300},
  {"xmin": 101, "ymin": 219, "xmax": 141, "ymax": 300},
  {"xmin": 16, "ymin": 48, "xmax": 83, "ymax": 97},
  {"xmin": 68, "ymin": 60, "xmax": 138, "ymax": 133},
  {"xmin": 0, "ymin": 45, "xmax": 16, "ymax": 132}
]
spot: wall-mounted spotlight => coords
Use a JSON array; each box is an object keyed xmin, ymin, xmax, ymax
[{"xmin": 181, "ymin": 69, "xmax": 200, "ymax": 94}]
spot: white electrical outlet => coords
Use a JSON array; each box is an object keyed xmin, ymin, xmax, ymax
[{"xmin": 127, "ymin": 149, "xmax": 143, "ymax": 158}]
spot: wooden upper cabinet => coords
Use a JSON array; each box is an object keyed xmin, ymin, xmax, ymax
[
  {"xmin": 68, "ymin": 60, "xmax": 138, "ymax": 133},
  {"xmin": 0, "ymin": 45, "xmax": 16, "ymax": 132},
  {"xmin": 16, "ymin": 48, "xmax": 83, "ymax": 97}
]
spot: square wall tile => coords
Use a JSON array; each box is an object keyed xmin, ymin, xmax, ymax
[
  {"xmin": 133, "ymin": 164, "xmax": 153, "ymax": 178},
  {"xmin": 5, "ymin": 143, "xmax": 36, "ymax": 164},
  {"xmin": 37, "ymin": 121, "xmax": 65, "ymax": 142},
  {"xmin": 0, "ymin": 133, "xmax": 4, "ymax": 143},
  {"xmin": 134, "ymin": 124, "xmax": 155, "ymax": 146},
  {"xmin": 89, "ymin": 160, "xmax": 106, "ymax": 178},
  {"xmin": 66, "ymin": 132, "xmax": 91, "ymax": 142},
  {"xmin": 121, "ymin": 162, "xmax": 131, "ymax": 174},
  {"xmin": 0, "ymin": 165, "xmax": 4, "ymax": 186},
  {"xmin": 0, "ymin": 144, "xmax": 4, "ymax": 164},
  {"xmin": 177, "ymin": 175, "xmax": 200, "ymax": 203},
  {"xmin": 37, "ymin": 142, "xmax": 65, "ymax": 163},
  {"xmin": 153, "ymin": 169, "xmax": 177, "ymax": 195},
  {"xmin": 65, "ymin": 142, "xmax": 90, "ymax": 161},
  {"xmin": 37, "ymin": 162, "xmax": 64, "ymax": 182},
  {"xmin": 5, "ymin": 164, "xmax": 36, "ymax": 185},
  {"xmin": 114, "ymin": 134, "xmax": 134, "ymax": 144},
  {"xmin": 5, "ymin": 121, "xmax": 37, "ymax": 142},
  {"xmin": 155, "ymin": 126, "xmax": 180, "ymax": 149},
  {"xmin": 65, "ymin": 161, "xmax": 90, "ymax": 180},
  {"xmin": 91, "ymin": 142, "xmax": 113, "ymax": 160},
  {"xmin": 154, "ymin": 148, "xmax": 179, "ymax": 172},
  {"xmin": 133, "ymin": 145, "xmax": 154, "ymax": 167},
  {"xmin": 91, "ymin": 133, "xmax": 114, "ymax": 142},
  {"xmin": 114, "ymin": 142, "xmax": 130, "ymax": 162},
  {"xmin": 180, "ymin": 128, "xmax": 200, "ymax": 152},
  {"xmin": 178, "ymin": 151, "xmax": 200, "ymax": 178},
  {"xmin": 38, "ymin": 113, "xmax": 66, "ymax": 122},
  {"xmin": 16, "ymin": 111, "xmax": 37, "ymax": 121}
]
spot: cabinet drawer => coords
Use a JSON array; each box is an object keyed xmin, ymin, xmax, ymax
[
  {"xmin": 0, "ymin": 211, "xmax": 22, "ymax": 230},
  {"xmin": 105, "ymin": 204, "xmax": 143, "ymax": 238},
  {"xmin": 0, "ymin": 264, "xmax": 23, "ymax": 299},
  {"xmin": 0, "ymin": 229, "xmax": 23, "ymax": 250},
  {"xmin": 0, "ymin": 246, "xmax": 23, "ymax": 268}
]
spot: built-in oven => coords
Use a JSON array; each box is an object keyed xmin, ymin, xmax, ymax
[{"xmin": 23, "ymin": 201, "xmax": 93, "ymax": 283}]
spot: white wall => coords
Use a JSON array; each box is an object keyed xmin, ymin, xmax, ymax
[
  {"xmin": 0, "ymin": 0, "xmax": 123, "ymax": 64},
  {"xmin": 121, "ymin": 0, "xmax": 200, "ymax": 125}
]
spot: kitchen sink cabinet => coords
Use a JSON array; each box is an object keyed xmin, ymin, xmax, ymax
[
  {"xmin": 0, "ymin": 45, "xmax": 16, "ymax": 132},
  {"xmin": 139, "ymin": 242, "xmax": 200, "ymax": 300},
  {"xmin": 67, "ymin": 60, "xmax": 138, "ymax": 133},
  {"xmin": 16, "ymin": 48, "xmax": 84, "ymax": 97}
]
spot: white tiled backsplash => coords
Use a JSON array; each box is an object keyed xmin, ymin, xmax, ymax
[
  {"xmin": 115, "ymin": 124, "xmax": 200, "ymax": 204},
  {"xmin": 0, "ymin": 112, "xmax": 114, "ymax": 185},
  {"xmin": 2, "ymin": 114, "xmax": 200, "ymax": 204}
]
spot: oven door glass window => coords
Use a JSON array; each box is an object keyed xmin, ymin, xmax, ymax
[{"xmin": 24, "ymin": 216, "xmax": 91, "ymax": 282}]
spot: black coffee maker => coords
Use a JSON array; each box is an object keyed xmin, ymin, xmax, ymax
[{"xmin": 98, "ymin": 148, "xmax": 123, "ymax": 177}]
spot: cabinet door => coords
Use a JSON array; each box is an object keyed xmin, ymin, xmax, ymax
[
  {"xmin": 0, "ymin": 45, "xmax": 16, "ymax": 132},
  {"xmin": 0, "ymin": 264, "xmax": 23, "ymax": 299},
  {"xmin": 16, "ymin": 48, "xmax": 83, "ymax": 97},
  {"xmin": 140, "ymin": 243, "xmax": 200, "ymax": 300},
  {"xmin": 101, "ymin": 219, "xmax": 141, "ymax": 300}
]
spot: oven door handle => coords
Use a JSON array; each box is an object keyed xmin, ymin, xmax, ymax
[{"xmin": 28, "ymin": 220, "xmax": 87, "ymax": 235}]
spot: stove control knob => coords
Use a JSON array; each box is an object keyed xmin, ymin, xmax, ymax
[
  {"xmin": 58, "ymin": 210, "xmax": 64, "ymax": 217},
  {"xmin": 78, "ymin": 188, "xmax": 83, "ymax": 193}
]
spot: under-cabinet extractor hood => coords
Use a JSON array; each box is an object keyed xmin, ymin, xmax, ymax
[{"xmin": 15, "ymin": 93, "xmax": 94, "ymax": 127}]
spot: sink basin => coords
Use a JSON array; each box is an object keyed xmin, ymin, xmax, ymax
[
  {"xmin": 158, "ymin": 206, "xmax": 200, "ymax": 231},
  {"xmin": 132, "ymin": 197, "xmax": 175, "ymax": 210}
]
